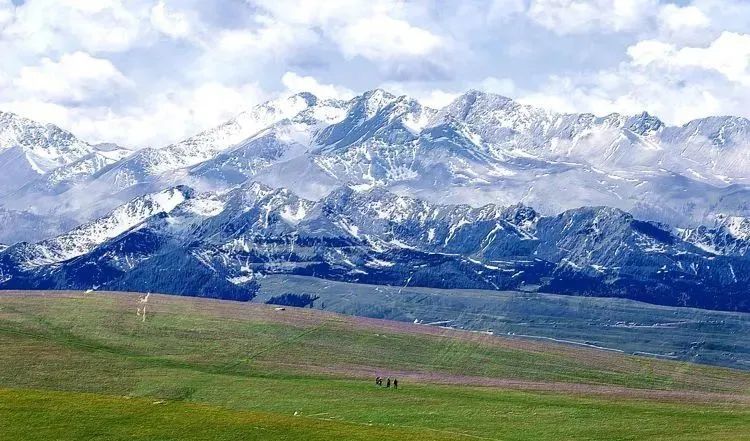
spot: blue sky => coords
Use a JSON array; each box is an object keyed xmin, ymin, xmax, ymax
[{"xmin": 1, "ymin": 0, "xmax": 749, "ymax": 147}]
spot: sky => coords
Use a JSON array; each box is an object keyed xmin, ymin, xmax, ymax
[{"xmin": 1, "ymin": 0, "xmax": 749, "ymax": 148}]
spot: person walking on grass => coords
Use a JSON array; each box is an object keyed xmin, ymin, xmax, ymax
[
  {"xmin": 386, "ymin": 378, "xmax": 391, "ymax": 388},
  {"xmin": 393, "ymin": 378, "xmax": 398, "ymax": 389}
]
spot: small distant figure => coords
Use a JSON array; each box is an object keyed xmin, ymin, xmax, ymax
[
  {"xmin": 386, "ymin": 378, "xmax": 391, "ymax": 388},
  {"xmin": 375, "ymin": 376, "xmax": 381, "ymax": 386},
  {"xmin": 393, "ymin": 379, "xmax": 398, "ymax": 389}
]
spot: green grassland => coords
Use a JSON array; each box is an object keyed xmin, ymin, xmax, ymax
[
  {"xmin": 258, "ymin": 275, "xmax": 750, "ymax": 369},
  {"xmin": 0, "ymin": 290, "xmax": 749, "ymax": 440}
]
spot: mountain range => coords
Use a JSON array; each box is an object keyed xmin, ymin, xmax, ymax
[{"xmin": 2, "ymin": 89, "xmax": 750, "ymax": 312}]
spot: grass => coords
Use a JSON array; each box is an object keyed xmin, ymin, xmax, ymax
[
  {"xmin": 258, "ymin": 275, "xmax": 750, "ymax": 370},
  {"xmin": 0, "ymin": 290, "xmax": 749, "ymax": 440}
]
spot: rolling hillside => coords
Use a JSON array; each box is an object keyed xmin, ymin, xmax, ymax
[{"xmin": 0, "ymin": 290, "xmax": 748, "ymax": 440}]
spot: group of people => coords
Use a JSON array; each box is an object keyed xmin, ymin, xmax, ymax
[{"xmin": 375, "ymin": 376, "xmax": 398, "ymax": 389}]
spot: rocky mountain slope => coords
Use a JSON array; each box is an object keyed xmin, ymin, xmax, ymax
[
  {"xmin": 3, "ymin": 89, "xmax": 750, "ymax": 312},
  {"xmin": 1, "ymin": 182, "xmax": 748, "ymax": 311}
]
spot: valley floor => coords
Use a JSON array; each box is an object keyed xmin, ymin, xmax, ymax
[{"xmin": 0, "ymin": 290, "xmax": 749, "ymax": 440}]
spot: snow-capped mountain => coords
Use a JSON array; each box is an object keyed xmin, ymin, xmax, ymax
[
  {"xmin": 186, "ymin": 94, "xmax": 349, "ymax": 194},
  {"xmin": 87, "ymin": 92, "xmax": 331, "ymax": 193},
  {"xmin": 678, "ymin": 214, "xmax": 750, "ymax": 257},
  {"xmin": 2, "ymin": 182, "xmax": 749, "ymax": 312},
  {"xmin": 0, "ymin": 111, "xmax": 93, "ymax": 171},
  {"xmin": 0, "ymin": 111, "xmax": 95, "ymax": 196},
  {"xmin": 3, "ymin": 88, "xmax": 750, "ymax": 312},
  {"xmin": 0, "ymin": 112, "xmax": 133, "ymax": 242},
  {"xmin": 3, "ymin": 186, "xmax": 191, "ymax": 270},
  {"xmin": 8, "ymin": 88, "xmax": 750, "ymax": 242}
]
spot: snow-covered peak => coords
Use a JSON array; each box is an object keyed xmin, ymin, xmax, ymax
[
  {"xmin": 677, "ymin": 213, "xmax": 750, "ymax": 257},
  {"xmin": 0, "ymin": 110, "xmax": 94, "ymax": 173},
  {"xmin": 233, "ymin": 92, "xmax": 319, "ymax": 130},
  {"xmin": 11, "ymin": 186, "xmax": 193, "ymax": 268},
  {"xmin": 230, "ymin": 181, "xmax": 313, "ymax": 217},
  {"xmin": 670, "ymin": 115, "xmax": 750, "ymax": 148},
  {"xmin": 624, "ymin": 111, "xmax": 665, "ymax": 136},
  {"xmin": 175, "ymin": 192, "xmax": 226, "ymax": 218},
  {"xmin": 314, "ymin": 91, "xmax": 432, "ymax": 151},
  {"xmin": 349, "ymin": 89, "xmax": 399, "ymax": 120},
  {"xmin": 432, "ymin": 90, "xmax": 515, "ymax": 123},
  {"xmin": 92, "ymin": 93, "xmax": 329, "ymax": 185},
  {"xmin": 715, "ymin": 214, "xmax": 750, "ymax": 240},
  {"xmin": 168, "ymin": 92, "xmax": 320, "ymax": 159}
]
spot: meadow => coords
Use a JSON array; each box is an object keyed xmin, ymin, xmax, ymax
[{"xmin": 1, "ymin": 290, "xmax": 748, "ymax": 440}]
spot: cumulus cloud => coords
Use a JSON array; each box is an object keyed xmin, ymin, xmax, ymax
[
  {"xmin": 3, "ymin": 0, "xmax": 149, "ymax": 54},
  {"xmin": 248, "ymin": 0, "xmax": 448, "ymax": 74},
  {"xmin": 416, "ymin": 90, "xmax": 461, "ymax": 109},
  {"xmin": 519, "ymin": 29, "xmax": 750, "ymax": 124},
  {"xmin": 378, "ymin": 82, "xmax": 460, "ymax": 109},
  {"xmin": 81, "ymin": 82, "xmax": 266, "ymax": 147},
  {"xmin": 1, "ymin": 0, "xmax": 750, "ymax": 148},
  {"xmin": 149, "ymin": 1, "xmax": 193, "ymax": 40},
  {"xmin": 658, "ymin": 4, "xmax": 710, "ymax": 32},
  {"xmin": 213, "ymin": 18, "xmax": 317, "ymax": 59},
  {"xmin": 13, "ymin": 52, "xmax": 132, "ymax": 104},
  {"xmin": 334, "ymin": 15, "xmax": 443, "ymax": 61},
  {"xmin": 527, "ymin": 0, "xmax": 659, "ymax": 34},
  {"xmin": 281, "ymin": 72, "xmax": 355, "ymax": 100},
  {"xmin": 476, "ymin": 77, "xmax": 518, "ymax": 97},
  {"xmin": 3, "ymin": 82, "xmax": 266, "ymax": 147},
  {"xmin": 0, "ymin": 0, "xmax": 13, "ymax": 29},
  {"xmin": 629, "ymin": 32, "xmax": 750, "ymax": 85}
]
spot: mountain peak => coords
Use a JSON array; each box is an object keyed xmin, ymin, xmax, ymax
[
  {"xmin": 625, "ymin": 111, "xmax": 665, "ymax": 135},
  {"xmin": 0, "ymin": 109, "xmax": 95, "ymax": 178},
  {"xmin": 361, "ymin": 88, "xmax": 396, "ymax": 100},
  {"xmin": 288, "ymin": 91, "xmax": 319, "ymax": 107},
  {"xmin": 350, "ymin": 89, "xmax": 398, "ymax": 116}
]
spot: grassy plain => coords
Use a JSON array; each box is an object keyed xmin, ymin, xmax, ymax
[{"xmin": 0, "ymin": 291, "xmax": 748, "ymax": 440}]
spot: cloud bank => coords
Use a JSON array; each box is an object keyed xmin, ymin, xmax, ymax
[{"xmin": 0, "ymin": 0, "xmax": 749, "ymax": 147}]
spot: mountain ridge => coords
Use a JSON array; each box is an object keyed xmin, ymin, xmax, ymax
[
  {"xmin": 1, "ymin": 181, "xmax": 748, "ymax": 312},
  {"xmin": 2, "ymin": 89, "xmax": 750, "ymax": 312}
]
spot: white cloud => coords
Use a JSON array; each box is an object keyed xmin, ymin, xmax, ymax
[
  {"xmin": 417, "ymin": 90, "xmax": 461, "ymax": 109},
  {"xmin": 1, "ymin": 0, "xmax": 750, "ymax": 149},
  {"xmin": 627, "ymin": 40, "xmax": 675, "ymax": 65},
  {"xmin": 12, "ymin": 52, "xmax": 132, "ymax": 104},
  {"xmin": 528, "ymin": 0, "xmax": 659, "ymax": 34},
  {"xmin": 629, "ymin": 32, "xmax": 750, "ymax": 85},
  {"xmin": 0, "ymin": 0, "xmax": 13, "ymax": 29},
  {"xmin": 476, "ymin": 77, "xmax": 517, "ymax": 97},
  {"xmin": 658, "ymin": 4, "xmax": 710, "ymax": 32},
  {"xmin": 518, "ymin": 29, "xmax": 750, "ymax": 125},
  {"xmin": 487, "ymin": 0, "xmax": 527, "ymax": 20},
  {"xmin": 97, "ymin": 82, "xmax": 266, "ymax": 147},
  {"xmin": 4, "ymin": 0, "xmax": 149, "ymax": 53},
  {"xmin": 281, "ymin": 72, "xmax": 354, "ymax": 100},
  {"xmin": 249, "ymin": 0, "xmax": 446, "ymax": 65},
  {"xmin": 150, "ymin": 1, "xmax": 192, "ymax": 39},
  {"xmin": 3, "ymin": 82, "xmax": 267, "ymax": 147},
  {"xmin": 334, "ymin": 15, "xmax": 443, "ymax": 61},
  {"xmin": 249, "ymin": 0, "xmax": 393, "ymax": 28},
  {"xmin": 380, "ymin": 82, "xmax": 460, "ymax": 109},
  {"xmin": 213, "ymin": 17, "xmax": 318, "ymax": 59}
]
